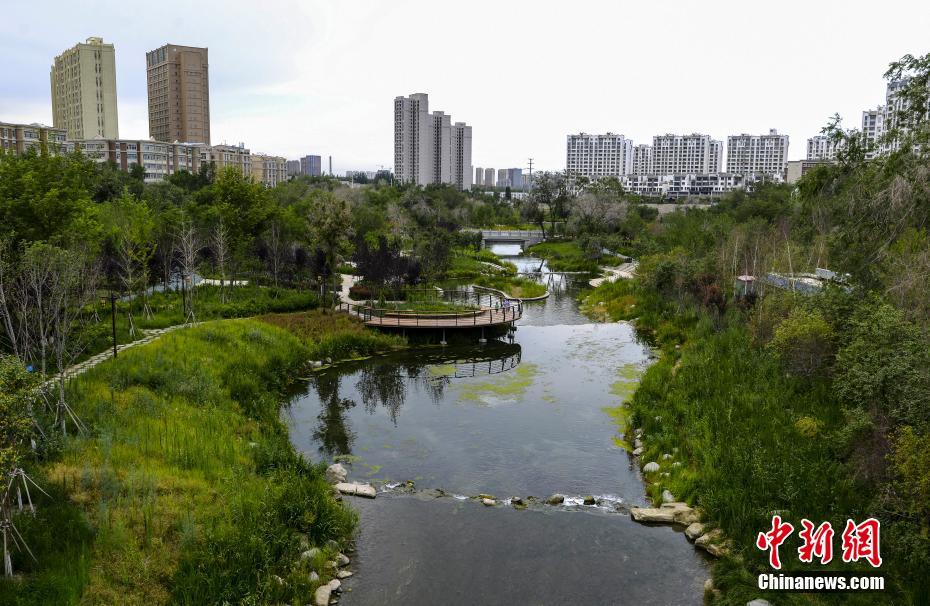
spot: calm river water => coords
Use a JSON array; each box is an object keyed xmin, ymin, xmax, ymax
[{"xmin": 285, "ymin": 247, "xmax": 709, "ymax": 605}]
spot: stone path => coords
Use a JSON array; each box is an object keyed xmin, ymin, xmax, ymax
[
  {"xmin": 44, "ymin": 323, "xmax": 198, "ymax": 387},
  {"xmin": 589, "ymin": 261, "xmax": 638, "ymax": 287}
]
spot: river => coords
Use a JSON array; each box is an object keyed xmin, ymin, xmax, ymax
[{"xmin": 285, "ymin": 246, "xmax": 709, "ymax": 605}]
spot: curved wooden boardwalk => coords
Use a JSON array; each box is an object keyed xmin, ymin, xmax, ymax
[{"xmin": 338, "ymin": 300, "xmax": 522, "ymax": 329}]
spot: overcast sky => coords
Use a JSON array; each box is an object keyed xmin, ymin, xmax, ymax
[{"xmin": 3, "ymin": 0, "xmax": 929, "ymax": 173}]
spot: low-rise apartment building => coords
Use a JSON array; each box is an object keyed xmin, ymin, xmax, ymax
[
  {"xmin": 0, "ymin": 121, "xmax": 68, "ymax": 155},
  {"xmin": 250, "ymin": 153, "xmax": 287, "ymax": 188},
  {"xmin": 67, "ymin": 137, "xmax": 201, "ymax": 181},
  {"xmin": 201, "ymin": 143, "xmax": 251, "ymax": 175}
]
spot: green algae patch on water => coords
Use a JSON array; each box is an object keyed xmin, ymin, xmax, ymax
[
  {"xmin": 456, "ymin": 363, "xmax": 539, "ymax": 405},
  {"xmin": 604, "ymin": 363, "xmax": 645, "ymax": 451},
  {"xmin": 427, "ymin": 363, "xmax": 457, "ymax": 378}
]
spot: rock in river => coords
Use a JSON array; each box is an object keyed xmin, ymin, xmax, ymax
[
  {"xmin": 685, "ymin": 522, "xmax": 705, "ymax": 541},
  {"xmin": 546, "ymin": 494, "xmax": 565, "ymax": 505},
  {"xmin": 336, "ymin": 570, "xmax": 354, "ymax": 579},
  {"xmin": 335, "ymin": 482, "xmax": 377, "ymax": 498},
  {"xmin": 583, "ymin": 495, "xmax": 596, "ymax": 505},
  {"xmin": 695, "ymin": 528, "xmax": 730, "ymax": 557},
  {"xmin": 326, "ymin": 463, "xmax": 348, "ymax": 484},
  {"xmin": 482, "ymin": 498, "xmax": 496, "ymax": 506},
  {"xmin": 631, "ymin": 502, "xmax": 699, "ymax": 525},
  {"xmin": 314, "ymin": 584, "xmax": 331, "ymax": 606}
]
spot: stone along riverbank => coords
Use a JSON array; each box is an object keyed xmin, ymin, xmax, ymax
[{"xmin": 285, "ymin": 253, "xmax": 711, "ymax": 605}]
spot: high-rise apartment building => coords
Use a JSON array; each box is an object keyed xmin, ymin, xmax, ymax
[
  {"xmin": 565, "ymin": 133, "xmax": 634, "ymax": 179},
  {"xmin": 652, "ymin": 134, "xmax": 722, "ymax": 175},
  {"xmin": 300, "ymin": 154, "xmax": 322, "ymax": 176},
  {"xmin": 725, "ymin": 129, "xmax": 789, "ymax": 181},
  {"xmin": 50, "ymin": 37, "xmax": 119, "ymax": 140},
  {"xmin": 393, "ymin": 93, "xmax": 472, "ymax": 190},
  {"xmin": 631, "ymin": 144, "xmax": 653, "ymax": 176},
  {"xmin": 146, "ymin": 44, "xmax": 211, "ymax": 144},
  {"xmin": 806, "ymin": 135, "xmax": 841, "ymax": 161},
  {"xmin": 496, "ymin": 168, "xmax": 524, "ymax": 190},
  {"xmin": 286, "ymin": 160, "xmax": 301, "ymax": 177},
  {"xmin": 474, "ymin": 167, "xmax": 484, "ymax": 187},
  {"xmin": 452, "ymin": 122, "xmax": 473, "ymax": 190},
  {"xmin": 861, "ymin": 107, "xmax": 884, "ymax": 157},
  {"xmin": 484, "ymin": 167, "xmax": 495, "ymax": 188}
]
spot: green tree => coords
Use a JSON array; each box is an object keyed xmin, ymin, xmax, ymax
[
  {"xmin": 307, "ymin": 191, "xmax": 353, "ymax": 307},
  {"xmin": 769, "ymin": 307, "xmax": 835, "ymax": 377}
]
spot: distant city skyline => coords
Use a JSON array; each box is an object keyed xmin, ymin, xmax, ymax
[{"xmin": 2, "ymin": 0, "xmax": 929, "ymax": 174}]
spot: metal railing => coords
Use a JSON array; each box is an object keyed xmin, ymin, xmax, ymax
[{"xmin": 338, "ymin": 288, "xmax": 523, "ymax": 328}]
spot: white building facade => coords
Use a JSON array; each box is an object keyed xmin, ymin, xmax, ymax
[
  {"xmin": 652, "ymin": 134, "xmax": 722, "ymax": 175},
  {"xmin": 393, "ymin": 93, "xmax": 472, "ymax": 190},
  {"xmin": 565, "ymin": 133, "xmax": 634, "ymax": 179},
  {"xmin": 725, "ymin": 129, "xmax": 788, "ymax": 182}
]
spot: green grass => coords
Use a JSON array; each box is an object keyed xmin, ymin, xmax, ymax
[
  {"xmin": 445, "ymin": 248, "xmax": 517, "ymax": 280},
  {"xmin": 527, "ymin": 241, "xmax": 620, "ymax": 272},
  {"xmin": 474, "ymin": 276, "xmax": 547, "ymax": 299},
  {"xmin": 0, "ymin": 319, "xmax": 355, "ymax": 605},
  {"xmin": 258, "ymin": 310, "xmax": 407, "ymax": 360},
  {"xmin": 72, "ymin": 285, "xmax": 319, "ymax": 370}
]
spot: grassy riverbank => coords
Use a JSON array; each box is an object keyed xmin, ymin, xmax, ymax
[
  {"xmin": 583, "ymin": 278, "xmax": 928, "ymax": 605},
  {"xmin": 0, "ymin": 312, "xmax": 394, "ymax": 605},
  {"xmin": 473, "ymin": 275, "xmax": 548, "ymax": 299},
  {"xmin": 527, "ymin": 241, "xmax": 621, "ymax": 272}
]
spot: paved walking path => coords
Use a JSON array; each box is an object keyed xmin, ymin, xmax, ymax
[{"xmin": 589, "ymin": 262, "xmax": 638, "ymax": 287}]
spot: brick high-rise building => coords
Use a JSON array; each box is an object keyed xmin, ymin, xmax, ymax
[{"xmin": 146, "ymin": 44, "xmax": 211, "ymax": 144}]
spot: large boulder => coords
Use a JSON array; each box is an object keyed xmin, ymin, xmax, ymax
[
  {"xmin": 326, "ymin": 463, "xmax": 348, "ymax": 484},
  {"xmin": 546, "ymin": 494, "xmax": 565, "ymax": 505},
  {"xmin": 335, "ymin": 482, "xmax": 377, "ymax": 498},
  {"xmin": 630, "ymin": 507, "xmax": 677, "ymax": 523},
  {"xmin": 314, "ymin": 584, "xmax": 331, "ymax": 606}
]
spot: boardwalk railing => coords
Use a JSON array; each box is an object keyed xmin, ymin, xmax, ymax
[{"xmin": 338, "ymin": 288, "xmax": 523, "ymax": 328}]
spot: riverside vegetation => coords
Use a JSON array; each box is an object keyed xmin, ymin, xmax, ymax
[
  {"xmin": 582, "ymin": 53, "xmax": 930, "ymax": 606},
  {"xmin": 0, "ymin": 312, "xmax": 403, "ymax": 605}
]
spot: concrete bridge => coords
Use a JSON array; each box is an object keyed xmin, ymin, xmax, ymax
[{"xmin": 468, "ymin": 229, "xmax": 546, "ymax": 249}]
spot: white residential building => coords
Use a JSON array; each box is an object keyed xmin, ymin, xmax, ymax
[
  {"xmin": 806, "ymin": 135, "xmax": 841, "ymax": 161},
  {"xmin": 622, "ymin": 173, "xmax": 744, "ymax": 198},
  {"xmin": 452, "ymin": 121, "xmax": 472, "ymax": 190},
  {"xmin": 631, "ymin": 144, "xmax": 653, "ymax": 176},
  {"xmin": 484, "ymin": 167, "xmax": 495, "ymax": 188},
  {"xmin": 474, "ymin": 167, "xmax": 484, "ymax": 187},
  {"xmin": 861, "ymin": 107, "xmax": 884, "ymax": 157},
  {"xmin": 725, "ymin": 129, "xmax": 789, "ymax": 182},
  {"xmin": 651, "ymin": 134, "xmax": 722, "ymax": 175},
  {"xmin": 393, "ymin": 93, "xmax": 472, "ymax": 190},
  {"xmin": 565, "ymin": 133, "xmax": 634, "ymax": 179}
]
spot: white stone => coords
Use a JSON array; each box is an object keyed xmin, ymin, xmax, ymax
[
  {"xmin": 314, "ymin": 584, "xmax": 331, "ymax": 606},
  {"xmin": 630, "ymin": 507, "xmax": 676, "ymax": 523},
  {"xmin": 336, "ymin": 553, "xmax": 350, "ymax": 567},
  {"xmin": 662, "ymin": 453, "xmax": 672, "ymax": 460},
  {"xmin": 326, "ymin": 463, "xmax": 348, "ymax": 484},
  {"xmin": 661, "ymin": 489, "xmax": 676, "ymax": 503},
  {"xmin": 309, "ymin": 571, "xmax": 320, "ymax": 582},
  {"xmin": 642, "ymin": 462, "xmax": 660, "ymax": 473},
  {"xmin": 632, "ymin": 447, "xmax": 643, "ymax": 456},
  {"xmin": 336, "ymin": 570, "xmax": 353, "ymax": 579},
  {"xmin": 482, "ymin": 498, "xmax": 495, "ymax": 506},
  {"xmin": 695, "ymin": 528, "xmax": 729, "ymax": 557},
  {"xmin": 354, "ymin": 484, "xmax": 376, "ymax": 498},
  {"xmin": 747, "ymin": 600, "xmax": 772, "ymax": 606},
  {"xmin": 328, "ymin": 579, "xmax": 342, "ymax": 592}
]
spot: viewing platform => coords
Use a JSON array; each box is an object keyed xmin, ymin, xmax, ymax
[{"xmin": 338, "ymin": 289, "xmax": 522, "ymax": 329}]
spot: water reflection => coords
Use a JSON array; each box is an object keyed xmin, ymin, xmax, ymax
[{"xmin": 299, "ymin": 342, "xmax": 522, "ymax": 459}]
